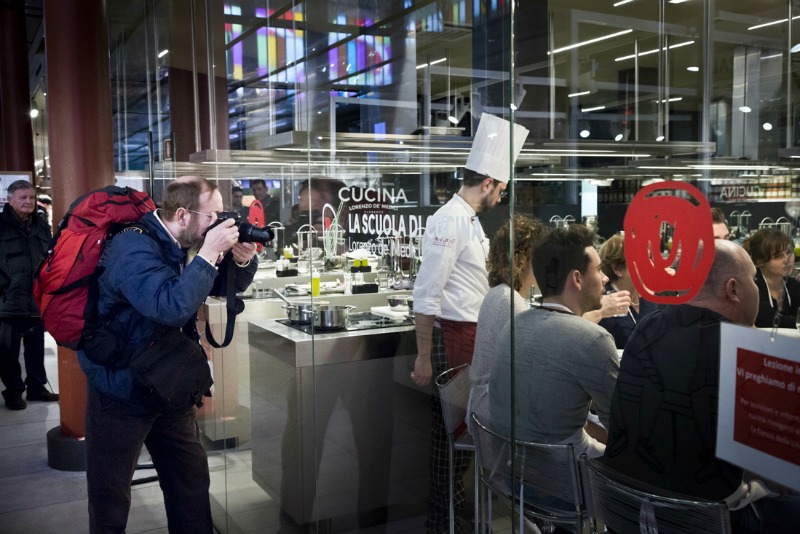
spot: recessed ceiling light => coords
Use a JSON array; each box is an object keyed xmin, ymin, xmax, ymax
[
  {"xmin": 568, "ymin": 91, "xmax": 590, "ymax": 98},
  {"xmin": 613, "ymin": 0, "xmax": 635, "ymax": 6},
  {"xmin": 614, "ymin": 134, "xmax": 624, "ymax": 141},
  {"xmin": 763, "ymin": 122, "xmax": 773, "ymax": 131},
  {"xmin": 739, "ymin": 106, "xmax": 752, "ymax": 113},
  {"xmin": 581, "ymin": 105, "xmax": 606, "ymax": 112},
  {"xmin": 687, "ymin": 66, "xmax": 699, "ymax": 72},
  {"xmin": 157, "ymin": 49, "xmax": 169, "ymax": 58},
  {"xmin": 579, "ymin": 130, "xmax": 591, "ymax": 138}
]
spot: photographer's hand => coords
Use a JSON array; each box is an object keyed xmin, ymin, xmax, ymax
[
  {"xmin": 198, "ymin": 218, "xmax": 239, "ymax": 265},
  {"xmin": 231, "ymin": 242, "xmax": 257, "ymax": 264}
]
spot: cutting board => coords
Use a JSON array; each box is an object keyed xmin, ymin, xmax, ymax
[{"xmin": 370, "ymin": 306, "xmax": 409, "ymax": 321}]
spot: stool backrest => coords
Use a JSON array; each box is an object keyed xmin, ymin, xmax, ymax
[
  {"xmin": 580, "ymin": 455, "xmax": 732, "ymax": 534},
  {"xmin": 471, "ymin": 413, "xmax": 584, "ymax": 524},
  {"xmin": 435, "ymin": 363, "xmax": 471, "ymax": 439}
]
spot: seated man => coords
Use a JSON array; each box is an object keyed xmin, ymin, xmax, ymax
[
  {"xmin": 488, "ymin": 224, "xmax": 620, "ymax": 458},
  {"xmin": 603, "ymin": 239, "xmax": 799, "ymax": 533}
]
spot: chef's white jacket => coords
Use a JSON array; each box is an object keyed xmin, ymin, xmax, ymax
[{"xmin": 413, "ymin": 194, "xmax": 490, "ymax": 322}]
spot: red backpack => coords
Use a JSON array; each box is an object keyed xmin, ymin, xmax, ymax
[{"xmin": 33, "ymin": 186, "xmax": 156, "ymax": 349}]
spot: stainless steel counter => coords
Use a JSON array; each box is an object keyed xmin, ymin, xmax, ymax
[{"xmin": 248, "ymin": 318, "xmax": 431, "ymax": 527}]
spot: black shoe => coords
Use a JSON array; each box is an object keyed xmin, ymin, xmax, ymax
[
  {"xmin": 5, "ymin": 396, "xmax": 27, "ymax": 410},
  {"xmin": 27, "ymin": 389, "xmax": 59, "ymax": 402}
]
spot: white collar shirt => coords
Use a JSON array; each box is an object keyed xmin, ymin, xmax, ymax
[{"xmin": 412, "ymin": 194, "xmax": 489, "ymax": 322}]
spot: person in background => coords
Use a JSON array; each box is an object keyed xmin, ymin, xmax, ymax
[
  {"xmin": 250, "ymin": 178, "xmax": 280, "ymax": 225},
  {"xmin": 467, "ymin": 214, "xmax": 544, "ymax": 433},
  {"xmin": 0, "ymin": 180, "xmax": 58, "ymax": 410},
  {"xmin": 231, "ymin": 186, "xmax": 249, "ymax": 219},
  {"xmin": 413, "ymin": 113, "xmax": 529, "ymax": 534},
  {"xmin": 597, "ymin": 235, "xmax": 659, "ymax": 349},
  {"xmin": 78, "ymin": 177, "xmax": 258, "ymax": 532},
  {"xmin": 711, "ymin": 207, "xmax": 731, "ymax": 240},
  {"xmin": 603, "ymin": 239, "xmax": 799, "ymax": 533},
  {"xmin": 743, "ymin": 227, "xmax": 800, "ymax": 329},
  {"xmin": 488, "ymin": 224, "xmax": 619, "ymax": 458}
]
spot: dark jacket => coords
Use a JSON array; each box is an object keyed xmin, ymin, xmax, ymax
[
  {"xmin": 753, "ymin": 268, "xmax": 800, "ymax": 329},
  {"xmin": 0, "ymin": 203, "xmax": 51, "ymax": 317},
  {"xmin": 77, "ymin": 211, "xmax": 257, "ymax": 404}
]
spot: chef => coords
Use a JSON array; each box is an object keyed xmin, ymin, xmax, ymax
[{"xmin": 411, "ymin": 113, "xmax": 529, "ymax": 534}]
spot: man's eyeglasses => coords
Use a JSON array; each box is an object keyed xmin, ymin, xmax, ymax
[
  {"xmin": 491, "ymin": 179, "xmax": 508, "ymax": 199},
  {"xmin": 186, "ymin": 209, "xmax": 216, "ymax": 220}
]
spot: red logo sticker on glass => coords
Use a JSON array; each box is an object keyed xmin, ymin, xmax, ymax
[{"xmin": 624, "ymin": 181, "xmax": 714, "ymax": 304}]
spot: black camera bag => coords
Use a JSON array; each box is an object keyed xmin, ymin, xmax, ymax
[{"xmin": 130, "ymin": 327, "xmax": 213, "ymax": 412}]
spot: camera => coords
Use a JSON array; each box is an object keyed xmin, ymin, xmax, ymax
[{"xmin": 208, "ymin": 211, "xmax": 275, "ymax": 244}]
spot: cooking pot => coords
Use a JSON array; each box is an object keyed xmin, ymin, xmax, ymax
[
  {"xmin": 387, "ymin": 295, "xmax": 408, "ymax": 309},
  {"xmin": 313, "ymin": 305, "xmax": 355, "ymax": 330},
  {"xmin": 283, "ymin": 300, "xmax": 329, "ymax": 324}
]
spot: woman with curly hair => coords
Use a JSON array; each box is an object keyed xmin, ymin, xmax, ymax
[
  {"xmin": 467, "ymin": 214, "xmax": 545, "ymax": 432},
  {"xmin": 744, "ymin": 228, "xmax": 799, "ymax": 328}
]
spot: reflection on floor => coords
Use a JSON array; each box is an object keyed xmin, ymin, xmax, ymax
[{"xmin": 0, "ymin": 334, "xmax": 518, "ymax": 534}]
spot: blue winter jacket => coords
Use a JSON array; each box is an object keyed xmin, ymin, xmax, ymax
[{"xmin": 77, "ymin": 211, "xmax": 257, "ymax": 404}]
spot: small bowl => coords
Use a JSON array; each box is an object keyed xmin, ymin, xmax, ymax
[{"xmin": 387, "ymin": 295, "xmax": 408, "ymax": 309}]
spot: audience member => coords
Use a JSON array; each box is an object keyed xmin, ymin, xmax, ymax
[
  {"xmin": 0, "ymin": 180, "xmax": 58, "ymax": 410},
  {"xmin": 231, "ymin": 185, "xmax": 249, "ymax": 219},
  {"xmin": 467, "ymin": 214, "xmax": 544, "ymax": 433},
  {"xmin": 743, "ymin": 227, "xmax": 799, "ymax": 329},
  {"xmin": 488, "ymin": 224, "xmax": 619, "ymax": 458},
  {"xmin": 77, "ymin": 177, "xmax": 258, "ymax": 532},
  {"xmin": 250, "ymin": 178, "xmax": 280, "ymax": 224},
  {"xmin": 711, "ymin": 207, "xmax": 731, "ymax": 240},
  {"xmin": 603, "ymin": 239, "xmax": 799, "ymax": 533},
  {"xmin": 598, "ymin": 235, "xmax": 659, "ymax": 348}
]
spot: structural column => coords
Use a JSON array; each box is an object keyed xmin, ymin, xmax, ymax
[
  {"xmin": 43, "ymin": 0, "xmax": 115, "ymax": 470},
  {"xmin": 0, "ymin": 0, "xmax": 35, "ymax": 174}
]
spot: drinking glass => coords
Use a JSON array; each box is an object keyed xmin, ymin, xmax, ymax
[{"xmin": 605, "ymin": 289, "xmax": 628, "ymax": 318}]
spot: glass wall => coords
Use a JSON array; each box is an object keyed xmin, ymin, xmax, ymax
[{"xmin": 102, "ymin": 1, "xmax": 800, "ymax": 532}]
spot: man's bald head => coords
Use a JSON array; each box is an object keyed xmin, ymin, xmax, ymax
[{"xmin": 694, "ymin": 240, "xmax": 758, "ymax": 325}]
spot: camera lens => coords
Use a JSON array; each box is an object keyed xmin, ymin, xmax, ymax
[{"xmin": 239, "ymin": 223, "xmax": 275, "ymax": 245}]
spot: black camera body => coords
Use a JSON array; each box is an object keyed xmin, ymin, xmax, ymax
[{"xmin": 210, "ymin": 211, "xmax": 275, "ymax": 245}]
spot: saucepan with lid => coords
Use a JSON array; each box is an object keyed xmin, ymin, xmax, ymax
[
  {"xmin": 313, "ymin": 305, "xmax": 356, "ymax": 330},
  {"xmin": 281, "ymin": 299, "xmax": 330, "ymax": 325}
]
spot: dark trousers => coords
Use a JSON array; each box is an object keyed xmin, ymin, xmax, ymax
[
  {"xmin": 427, "ymin": 326, "xmax": 472, "ymax": 534},
  {"xmin": 85, "ymin": 385, "xmax": 212, "ymax": 534},
  {"xmin": 0, "ymin": 317, "xmax": 47, "ymax": 397}
]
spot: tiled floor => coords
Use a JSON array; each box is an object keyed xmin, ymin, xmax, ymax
[{"xmin": 0, "ymin": 336, "xmax": 517, "ymax": 534}]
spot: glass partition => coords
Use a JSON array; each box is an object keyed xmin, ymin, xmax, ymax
[{"xmin": 102, "ymin": 0, "xmax": 800, "ymax": 532}]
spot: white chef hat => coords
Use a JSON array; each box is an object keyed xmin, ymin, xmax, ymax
[{"xmin": 465, "ymin": 113, "xmax": 530, "ymax": 183}]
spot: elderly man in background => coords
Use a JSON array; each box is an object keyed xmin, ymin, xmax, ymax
[
  {"xmin": 603, "ymin": 239, "xmax": 800, "ymax": 533},
  {"xmin": 0, "ymin": 180, "xmax": 58, "ymax": 410}
]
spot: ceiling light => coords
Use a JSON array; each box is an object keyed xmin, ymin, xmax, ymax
[
  {"xmin": 614, "ymin": 133, "xmax": 624, "ymax": 141},
  {"xmin": 29, "ymin": 109, "xmax": 39, "ymax": 118},
  {"xmin": 687, "ymin": 66, "xmax": 699, "ymax": 72},
  {"xmin": 791, "ymin": 43, "xmax": 800, "ymax": 53},
  {"xmin": 615, "ymin": 40, "xmax": 695, "ymax": 62},
  {"xmin": 157, "ymin": 49, "xmax": 169, "ymax": 58},
  {"xmin": 668, "ymin": 0, "xmax": 690, "ymax": 4},
  {"xmin": 579, "ymin": 129, "xmax": 591, "ymax": 138},
  {"xmin": 739, "ymin": 106, "xmax": 752, "ymax": 113},
  {"xmin": 613, "ymin": 0, "xmax": 635, "ymax": 6},
  {"xmin": 581, "ymin": 105, "xmax": 606, "ymax": 112},
  {"xmin": 568, "ymin": 91, "xmax": 590, "ymax": 98},
  {"xmin": 763, "ymin": 122, "xmax": 773, "ymax": 131},
  {"xmin": 761, "ymin": 53, "xmax": 782, "ymax": 60},
  {"xmin": 549, "ymin": 29, "xmax": 633, "ymax": 55},
  {"xmin": 655, "ymin": 135, "xmax": 665, "ymax": 141},
  {"xmin": 748, "ymin": 16, "xmax": 800, "ymax": 31},
  {"xmin": 416, "ymin": 57, "xmax": 446, "ymax": 69}
]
